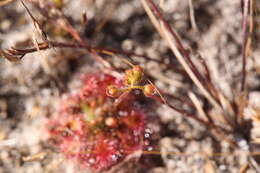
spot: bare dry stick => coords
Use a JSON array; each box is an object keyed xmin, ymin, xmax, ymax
[
  {"xmin": 241, "ymin": 0, "xmax": 250, "ymax": 92},
  {"xmin": 20, "ymin": 0, "xmax": 53, "ymax": 74},
  {"xmin": 161, "ymin": 28, "xmax": 221, "ymax": 110},
  {"xmin": 0, "ymin": 0, "xmax": 14, "ymax": 7},
  {"xmin": 188, "ymin": 0, "xmax": 199, "ymax": 32},
  {"xmin": 20, "ymin": 0, "xmax": 50, "ymax": 44},
  {"xmin": 188, "ymin": 91, "xmax": 208, "ymax": 122}
]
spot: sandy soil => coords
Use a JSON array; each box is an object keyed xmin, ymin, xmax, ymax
[{"xmin": 0, "ymin": 0, "xmax": 260, "ymax": 173}]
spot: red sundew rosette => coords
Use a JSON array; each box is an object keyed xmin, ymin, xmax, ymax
[{"xmin": 47, "ymin": 73, "xmax": 149, "ymax": 172}]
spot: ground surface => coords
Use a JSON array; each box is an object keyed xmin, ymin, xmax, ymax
[{"xmin": 0, "ymin": 0, "xmax": 260, "ymax": 173}]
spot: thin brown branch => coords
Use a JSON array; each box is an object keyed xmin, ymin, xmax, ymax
[
  {"xmin": 155, "ymin": 94, "xmax": 236, "ymax": 147},
  {"xmin": 150, "ymin": 94, "xmax": 230, "ymax": 134},
  {"xmin": 0, "ymin": 39, "xmax": 188, "ymax": 77}
]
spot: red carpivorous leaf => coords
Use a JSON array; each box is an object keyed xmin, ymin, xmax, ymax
[{"xmin": 47, "ymin": 73, "xmax": 150, "ymax": 171}]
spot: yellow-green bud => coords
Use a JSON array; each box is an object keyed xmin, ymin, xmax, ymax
[
  {"xmin": 143, "ymin": 84, "xmax": 156, "ymax": 97},
  {"xmin": 106, "ymin": 85, "xmax": 121, "ymax": 97}
]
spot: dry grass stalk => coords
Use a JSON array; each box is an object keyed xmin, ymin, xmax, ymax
[
  {"xmin": 203, "ymin": 159, "xmax": 216, "ymax": 173},
  {"xmin": 0, "ymin": 0, "xmax": 15, "ymax": 7},
  {"xmin": 239, "ymin": 163, "xmax": 249, "ymax": 173},
  {"xmin": 188, "ymin": 91, "xmax": 208, "ymax": 122},
  {"xmin": 188, "ymin": 0, "xmax": 198, "ymax": 32},
  {"xmin": 141, "ymin": 0, "xmax": 221, "ymax": 110},
  {"xmin": 241, "ymin": 0, "xmax": 253, "ymax": 92}
]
